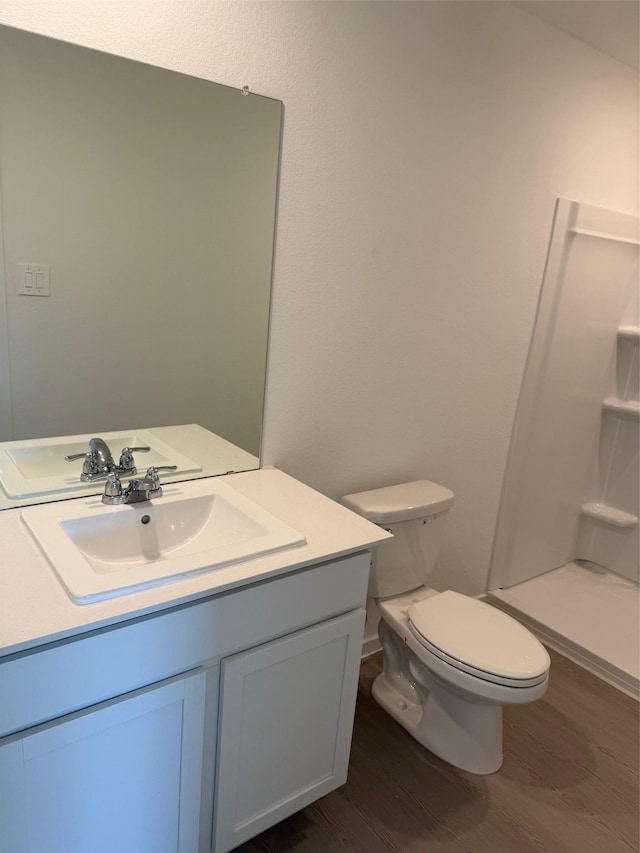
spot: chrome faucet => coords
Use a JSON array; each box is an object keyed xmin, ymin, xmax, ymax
[
  {"xmin": 65, "ymin": 438, "xmax": 150, "ymax": 481},
  {"xmin": 100, "ymin": 465, "xmax": 177, "ymax": 505}
]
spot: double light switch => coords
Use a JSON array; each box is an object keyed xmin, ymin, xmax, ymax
[{"xmin": 17, "ymin": 263, "xmax": 50, "ymax": 296}]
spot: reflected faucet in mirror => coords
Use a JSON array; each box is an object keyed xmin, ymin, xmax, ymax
[{"xmin": 65, "ymin": 437, "xmax": 150, "ymax": 481}]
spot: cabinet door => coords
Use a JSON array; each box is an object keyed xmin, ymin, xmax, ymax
[
  {"xmin": 213, "ymin": 609, "xmax": 366, "ymax": 853},
  {"xmin": 0, "ymin": 669, "xmax": 206, "ymax": 853}
]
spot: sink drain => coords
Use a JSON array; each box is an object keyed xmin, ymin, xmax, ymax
[{"xmin": 140, "ymin": 514, "xmax": 151, "ymax": 525}]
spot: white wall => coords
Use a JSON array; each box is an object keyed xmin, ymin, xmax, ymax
[{"xmin": 0, "ymin": 1, "xmax": 637, "ymax": 597}]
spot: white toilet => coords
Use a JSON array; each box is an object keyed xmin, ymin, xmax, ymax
[{"xmin": 342, "ymin": 480, "xmax": 550, "ymax": 775}]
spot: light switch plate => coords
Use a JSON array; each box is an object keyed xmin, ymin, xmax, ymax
[{"xmin": 17, "ymin": 263, "xmax": 50, "ymax": 296}]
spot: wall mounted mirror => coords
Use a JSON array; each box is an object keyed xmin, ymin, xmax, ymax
[{"xmin": 0, "ymin": 25, "xmax": 282, "ymax": 509}]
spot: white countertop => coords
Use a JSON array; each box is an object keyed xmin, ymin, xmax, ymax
[{"xmin": 0, "ymin": 468, "xmax": 390, "ymax": 658}]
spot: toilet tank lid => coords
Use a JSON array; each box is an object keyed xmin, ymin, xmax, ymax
[{"xmin": 342, "ymin": 480, "xmax": 454, "ymax": 523}]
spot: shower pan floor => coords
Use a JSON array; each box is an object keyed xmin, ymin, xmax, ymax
[{"xmin": 488, "ymin": 561, "xmax": 639, "ymax": 698}]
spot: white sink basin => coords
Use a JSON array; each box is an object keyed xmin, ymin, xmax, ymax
[
  {"xmin": 0, "ymin": 429, "xmax": 201, "ymax": 499},
  {"xmin": 22, "ymin": 479, "xmax": 306, "ymax": 603}
]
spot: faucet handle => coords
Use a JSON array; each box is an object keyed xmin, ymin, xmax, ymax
[
  {"xmin": 65, "ymin": 451, "xmax": 89, "ymax": 462},
  {"xmin": 147, "ymin": 465, "xmax": 178, "ymax": 480},
  {"xmin": 99, "ymin": 471, "xmax": 124, "ymax": 505},
  {"xmin": 65, "ymin": 449, "xmax": 100, "ymax": 476},
  {"xmin": 145, "ymin": 465, "xmax": 178, "ymax": 487},
  {"xmin": 118, "ymin": 445, "xmax": 150, "ymax": 471},
  {"xmin": 140, "ymin": 465, "xmax": 177, "ymax": 499},
  {"xmin": 103, "ymin": 471, "xmax": 123, "ymax": 498}
]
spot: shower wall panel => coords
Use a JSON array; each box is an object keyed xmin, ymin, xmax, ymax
[{"xmin": 490, "ymin": 200, "xmax": 639, "ymax": 590}]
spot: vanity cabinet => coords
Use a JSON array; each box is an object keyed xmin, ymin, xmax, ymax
[
  {"xmin": 0, "ymin": 552, "xmax": 370, "ymax": 853},
  {"xmin": 0, "ymin": 670, "xmax": 208, "ymax": 853}
]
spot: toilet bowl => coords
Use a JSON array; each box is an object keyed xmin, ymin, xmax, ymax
[{"xmin": 342, "ymin": 481, "xmax": 550, "ymax": 775}]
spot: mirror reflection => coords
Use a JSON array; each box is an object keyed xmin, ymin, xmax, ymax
[{"xmin": 0, "ymin": 26, "xmax": 282, "ymax": 509}]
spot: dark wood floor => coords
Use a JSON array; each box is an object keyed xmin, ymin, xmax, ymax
[{"xmin": 239, "ymin": 649, "xmax": 639, "ymax": 853}]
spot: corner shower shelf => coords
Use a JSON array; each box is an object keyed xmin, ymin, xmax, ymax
[
  {"xmin": 602, "ymin": 397, "xmax": 640, "ymax": 420},
  {"xmin": 580, "ymin": 502, "xmax": 639, "ymax": 529},
  {"xmin": 570, "ymin": 227, "xmax": 640, "ymax": 246},
  {"xmin": 618, "ymin": 326, "xmax": 640, "ymax": 342}
]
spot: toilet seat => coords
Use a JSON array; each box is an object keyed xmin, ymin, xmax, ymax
[{"xmin": 407, "ymin": 591, "xmax": 550, "ymax": 688}]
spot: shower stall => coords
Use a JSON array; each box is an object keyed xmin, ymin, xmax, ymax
[{"xmin": 488, "ymin": 199, "xmax": 639, "ymax": 697}]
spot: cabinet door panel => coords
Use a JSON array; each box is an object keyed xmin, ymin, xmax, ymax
[
  {"xmin": 0, "ymin": 670, "xmax": 206, "ymax": 853},
  {"xmin": 214, "ymin": 610, "xmax": 365, "ymax": 852}
]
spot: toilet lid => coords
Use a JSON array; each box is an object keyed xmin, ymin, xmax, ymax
[{"xmin": 407, "ymin": 591, "xmax": 550, "ymax": 686}]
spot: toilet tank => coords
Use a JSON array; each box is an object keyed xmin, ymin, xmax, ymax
[{"xmin": 342, "ymin": 481, "xmax": 454, "ymax": 599}]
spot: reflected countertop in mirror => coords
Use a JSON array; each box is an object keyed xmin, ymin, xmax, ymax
[
  {"xmin": 0, "ymin": 25, "xmax": 282, "ymax": 508},
  {"xmin": 0, "ymin": 424, "xmax": 258, "ymax": 510}
]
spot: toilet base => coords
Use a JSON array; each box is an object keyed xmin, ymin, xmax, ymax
[
  {"xmin": 371, "ymin": 589, "xmax": 549, "ymax": 774},
  {"xmin": 373, "ymin": 612, "xmax": 506, "ymax": 775},
  {"xmin": 371, "ymin": 667, "xmax": 504, "ymax": 775}
]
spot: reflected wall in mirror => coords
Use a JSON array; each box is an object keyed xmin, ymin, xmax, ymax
[{"xmin": 0, "ymin": 26, "xmax": 282, "ymax": 509}]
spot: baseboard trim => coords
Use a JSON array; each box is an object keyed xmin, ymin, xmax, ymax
[{"xmin": 361, "ymin": 636, "xmax": 381, "ymax": 660}]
